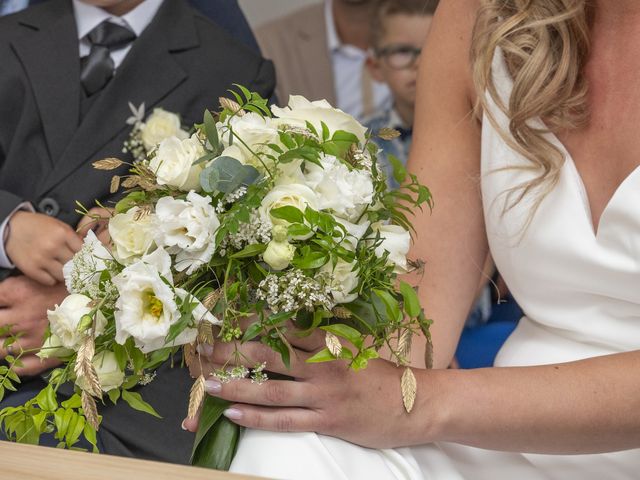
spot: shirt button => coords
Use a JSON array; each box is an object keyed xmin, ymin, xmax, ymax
[{"xmin": 38, "ymin": 197, "xmax": 60, "ymax": 217}]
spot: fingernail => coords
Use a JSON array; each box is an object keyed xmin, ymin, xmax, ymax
[
  {"xmin": 197, "ymin": 344, "xmax": 213, "ymax": 356},
  {"xmin": 223, "ymin": 408, "xmax": 243, "ymax": 420},
  {"xmin": 181, "ymin": 420, "xmax": 188, "ymax": 431},
  {"xmin": 204, "ymin": 379, "xmax": 221, "ymax": 393}
]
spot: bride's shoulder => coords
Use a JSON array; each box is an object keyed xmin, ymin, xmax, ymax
[{"xmin": 424, "ymin": 0, "xmax": 480, "ymax": 103}]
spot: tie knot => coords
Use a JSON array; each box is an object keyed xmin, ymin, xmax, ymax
[{"xmin": 87, "ymin": 20, "xmax": 136, "ymax": 50}]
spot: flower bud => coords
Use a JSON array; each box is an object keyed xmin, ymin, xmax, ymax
[
  {"xmin": 76, "ymin": 314, "xmax": 94, "ymax": 333},
  {"xmin": 272, "ymin": 224, "xmax": 289, "ymax": 243},
  {"xmin": 263, "ymin": 240, "xmax": 295, "ymax": 271}
]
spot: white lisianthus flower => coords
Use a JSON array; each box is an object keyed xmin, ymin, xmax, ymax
[
  {"xmin": 76, "ymin": 351, "xmax": 125, "ymax": 393},
  {"xmin": 218, "ymin": 113, "xmax": 280, "ymax": 169},
  {"xmin": 274, "ymin": 159, "xmax": 306, "ymax": 186},
  {"xmin": 63, "ymin": 230, "xmax": 113, "ymax": 295},
  {"xmin": 109, "ymin": 207, "xmax": 156, "ymax": 264},
  {"xmin": 259, "ymin": 184, "xmax": 320, "ymax": 227},
  {"xmin": 140, "ymin": 108, "xmax": 189, "ymax": 151},
  {"xmin": 37, "ymin": 334, "xmax": 74, "ymax": 360},
  {"xmin": 47, "ymin": 294, "xmax": 107, "ymax": 350},
  {"xmin": 271, "ymin": 95, "xmax": 367, "ymax": 144},
  {"xmin": 154, "ymin": 191, "xmax": 220, "ymax": 274},
  {"xmin": 320, "ymin": 260, "xmax": 359, "ymax": 304},
  {"xmin": 150, "ymin": 134, "xmax": 205, "ymax": 191},
  {"xmin": 371, "ymin": 223, "xmax": 411, "ymax": 273},
  {"xmin": 304, "ymin": 154, "xmax": 374, "ymax": 221},
  {"xmin": 112, "ymin": 249, "xmax": 220, "ymax": 353}
]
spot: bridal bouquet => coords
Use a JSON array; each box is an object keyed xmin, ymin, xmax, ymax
[{"xmin": 0, "ymin": 87, "xmax": 432, "ymax": 469}]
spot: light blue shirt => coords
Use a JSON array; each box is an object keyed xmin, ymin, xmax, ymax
[{"xmin": 0, "ymin": 0, "xmax": 29, "ymax": 16}]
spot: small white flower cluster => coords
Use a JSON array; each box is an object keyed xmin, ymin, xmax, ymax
[
  {"xmin": 215, "ymin": 186, "xmax": 248, "ymax": 213},
  {"xmin": 220, "ymin": 210, "xmax": 272, "ymax": 254},
  {"xmin": 63, "ymin": 231, "xmax": 114, "ymax": 300},
  {"xmin": 213, "ymin": 362, "xmax": 268, "ymax": 384},
  {"xmin": 122, "ymin": 123, "xmax": 147, "ymax": 162},
  {"xmin": 257, "ymin": 269, "xmax": 332, "ymax": 313}
]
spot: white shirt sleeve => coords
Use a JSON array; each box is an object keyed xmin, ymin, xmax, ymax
[{"xmin": 0, "ymin": 202, "xmax": 35, "ymax": 269}]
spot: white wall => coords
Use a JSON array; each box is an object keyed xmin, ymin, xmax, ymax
[{"xmin": 238, "ymin": 0, "xmax": 321, "ymax": 28}]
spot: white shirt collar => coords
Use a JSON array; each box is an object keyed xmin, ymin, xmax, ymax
[
  {"xmin": 324, "ymin": 0, "xmax": 340, "ymax": 53},
  {"xmin": 72, "ymin": 0, "xmax": 164, "ymax": 41}
]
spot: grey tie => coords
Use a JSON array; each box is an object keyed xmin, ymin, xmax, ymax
[{"xmin": 80, "ymin": 21, "xmax": 136, "ymax": 97}]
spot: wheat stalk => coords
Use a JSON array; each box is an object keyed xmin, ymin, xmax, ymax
[
  {"xmin": 93, "ymin": 158, "xmax": 124, "ymax": 170},
  {"xmin": 188, "ymin": 375, "xmax": 206, "ymax": 420},
  {"xmin": 75, "ymin": 336, "xmax": 101, "ymax": 398},
  {"xmin": 401, "ymin": 367, "xmax": 417, "ymax": 413},
  {"xmin": 377, "ymin": 128, "xmax": 401, "ymax": 140},
  {"xmin": 325, "ymin": 332, "xmax": 342, "ymax": 357},
  {"xmin": 110, "ymin": 175, "xmax": 121, "ymax": 194},
  {"xmin": 81, "ymin": 390, "xmax": 100, "ymax": 431},
  {"xmin": 197, "ymin": 321, "xmax": 215, "ymax": 346},
  {"xmin": 397, "ymin": 329, "xmax": 413, "ymax": 366},
  {"xmin": 219, "ymin": 97, "xmax": 245, "ymax": 115},
  {"xmin": 332, "ymin": 306, "xmax": 352, "ymax": 319},
  {"xmin": 121, "ymin": 175, "xmax": 141, "ymax": 189}
]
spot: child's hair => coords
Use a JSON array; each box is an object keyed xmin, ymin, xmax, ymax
[{"xmin": 370, "ymin": 0, "xmax": 439, "ymax": 48}]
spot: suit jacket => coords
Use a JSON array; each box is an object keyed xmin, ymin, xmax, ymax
[
  {"xmin": 187, "ymin": 0, "xmax": 260, "ymax": 53},
  {"xmin": 255, "ymin": 3, "xmax": 336, "ymax": 107},
  {"xmin": 0, "ymin": 0, "xmax": 274, "ymax": 463}
]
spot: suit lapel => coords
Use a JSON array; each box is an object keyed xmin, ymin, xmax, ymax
[
  {"xmin": 39, "ymin": 0, "xmax": 198, "ymax": 195},
  {"xmin": 11, "ymin": 0, "xmax": 80, "ymax": 167},
  {"xmin": 296, "ymin": 5, "xmax": 336, "ymax": 105}
]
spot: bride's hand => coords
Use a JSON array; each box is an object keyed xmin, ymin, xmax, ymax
[{"xmin": 182, "ymin": 331, "xmax": 439, "ymax": 449}]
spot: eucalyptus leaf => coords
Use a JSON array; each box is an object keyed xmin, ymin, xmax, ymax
[{"xmin": 203, "ymin": 110, "xmax": 220, "ymax": 152}]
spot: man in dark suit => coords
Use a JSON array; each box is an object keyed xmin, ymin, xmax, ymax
[
  {"xmin": 1, "ymin": 0, "xmax": 261, "ymax": 53},
  {"xmin": 0, "ymin": 0, "xmax": 274, "ymax": 463}
]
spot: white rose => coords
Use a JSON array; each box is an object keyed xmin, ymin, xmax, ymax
[
  {"xmin": 76, "ymin": 351, "xmax": 125, "ymax": 393},
  {"xmin": 150, "ymin": 135, "xmax": 205, "ymax": 191},
  {"xmin": 271, "ymin": 95, "xmax": 367, "ymax": 144},
  {"xmin": 154, "ymin": 191, "xmax": 220, "ymax": 274},
  {"xmin": 372, "ymin": 223, "xmax": 411, "ymax": 273},
  {"xmin": 140, "ymin": 108, "xmax": 189, "ymax": 151},
  {"xmin": 218, "ymin": 113, "xmax": 280, "ymax": 169},
  {"xmin": 274, "ymin": 159, "xmax": 306, "ymax": 186},
  {"xmin": 320, "ymin": 260, "xmax": 359, "ymax": 304},
  {"xmin": 109, "ymin": 207, "xmax": 156, "ymax": 264},
  {"xmin": 47, "ymin": 294, "xmax": 107, "ymax": 350},
  {"xmin": 37, "ymin": 334, "xmax": 74, "ymax": 360},
  {"xmin": 304, "ymin": 154, "xmax": 374, "ymax": 221},
  {"xmin": 259, "ymin": 184, "xmax": 320, "ymax": 227},
  {"xmin": 335, "ymin": 217, "xmax": 371, "ymax": 250},
  {"xmin": 63, "ymin": 230, "xmax": 113, "ymax": 294},
  {"xmin": 263, "ymin": 240, "xmax": 295, "ymax": 271}
]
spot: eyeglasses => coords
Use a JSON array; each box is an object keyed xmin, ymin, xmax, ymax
[{"xmin": 374, "ymin": 45, "xmax": 422, "ymax": 69}]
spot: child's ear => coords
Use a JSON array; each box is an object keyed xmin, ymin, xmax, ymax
[{"xmin": 366, "ymin": 55, "xmax": 385, "ymax": 83}]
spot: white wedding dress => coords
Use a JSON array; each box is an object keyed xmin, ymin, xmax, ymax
[{"xmin": 228, "ymin": 51, "xmax": 640, "ymax": 479}]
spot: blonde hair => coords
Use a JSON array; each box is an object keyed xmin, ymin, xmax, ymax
[{"xmin": 471, "ymin": 0, "xmax": 592, "ymax": 211}]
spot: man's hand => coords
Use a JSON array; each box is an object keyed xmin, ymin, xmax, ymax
[
  {"xmin": 0, "ymin": 275, "xmax": 66, "ymax": 376},
  {"xmin": 5, "ymin": 211, "xmax": 83, "ymax": 286},
  {"xmin": 77, "ymin": 206, "xmax": 113, "ymax": 246}
]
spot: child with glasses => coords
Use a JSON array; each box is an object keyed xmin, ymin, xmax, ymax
[{"xmin": 365, "ymin": 0, "xmax": 437, "ymax": 188}]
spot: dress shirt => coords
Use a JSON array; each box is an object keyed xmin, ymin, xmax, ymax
[
  {"xmin": 0, "ymin": 0, "xmax": 164, "ymax": 269},
  {"xmin": 73, "ymin": 0, "xmax": 164, "ymax": 68},
  {"xmin": 0, "ymin": 0, "xmax": 29, "ymax": 16},
  {"xmin": 324, "ymin": 0, "xmax": 391, "ymax": 120}
]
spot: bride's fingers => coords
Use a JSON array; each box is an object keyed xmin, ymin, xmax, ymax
[
  {"xmin": 207, "ymin": 340, "xmax": 310, "ymax": 377},
  {"xmin": 284, "ymin": 326, "xmax": 326, "ymax": 352},
  {"xmin": 222, "ymin": 404, "xmax": 322, "ymax": 433},
  {"xmin": 206, "ymin": 378, "xmax": 316, "ymax": 408}
]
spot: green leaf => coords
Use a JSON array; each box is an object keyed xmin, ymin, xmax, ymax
[
  {"xmin": 321, "ymin": 121, "xmax": 330, "ymax": 141},
  {"xmin": 193, "ymin": 151, "xmax": 219, "ymax": 166},
  {"xmin": 36, "ymin": 385, "xmax": 58, "ymax": 412},
  {"xmin": 373, "ymin": 289, "xmax": 403, "ymax": 323},
  {"xmin": 121, "ymin": 390, "xmax": 162, "ymax": 418},
  {"xmin": 61, "ymin": 394, "xmax": 82, "ymax": 410},
  {"xmin": 321, "ymin": 324, "xmax": 363, "ymax": 349},
  {"xmin": 200, "ymin": 156, "xmax": 260, "ymax": 193},
  {"xmin": 191, "ymin": 398, "xmax": 240, "ymax": 470},
  {"xmin": 191, "ymin": 395, "xmax": 230, "ymax": 460},
  {"xmin": 166, "ymin": 310, "xmax": 194, "ymax": 344},
  {"xmin": 32, "ymin": 411, "xmax": 48, "ymax": 433},
  {"xmin": 83, "ymin": 423, "xmax": 99, "ymax": 453},
  {"xmin": 107, "ymin": 388, "xmax": 121, "ymax": 404},
  {"xmin": 399, "ymin": 281, "xmax": 421, "ymax": 318},
  {"xmin": 203, "ymin": 109, "xmax": 220, "ymax": 153},
  {"xmin": 288, "ymin": 223, "xmax": 312, "ymax": 237},
  {"xmin": 242, "ymin": 321, "xmax": 263, "ymax": 343},
  {"xmin": 114, "ymin": 191, "xmax": 146, "ymax": 214},
  {"xmin": 230, "ymin": 243, "xmax": 266, "ymax": 259},
  {"xmin": 387, "ymin": 154, "xmax": 407, "ymax": 184},
  {"xmin": 306, "ymin": 347, "xmax": 336, "ymax": 363},
  {"xmin": 292, "ymin": 251, "xmax": 329, "ymax": 270},
  {"xmin": 270, "ymin": 205, "xmax": 304, "ymax": 224}
]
